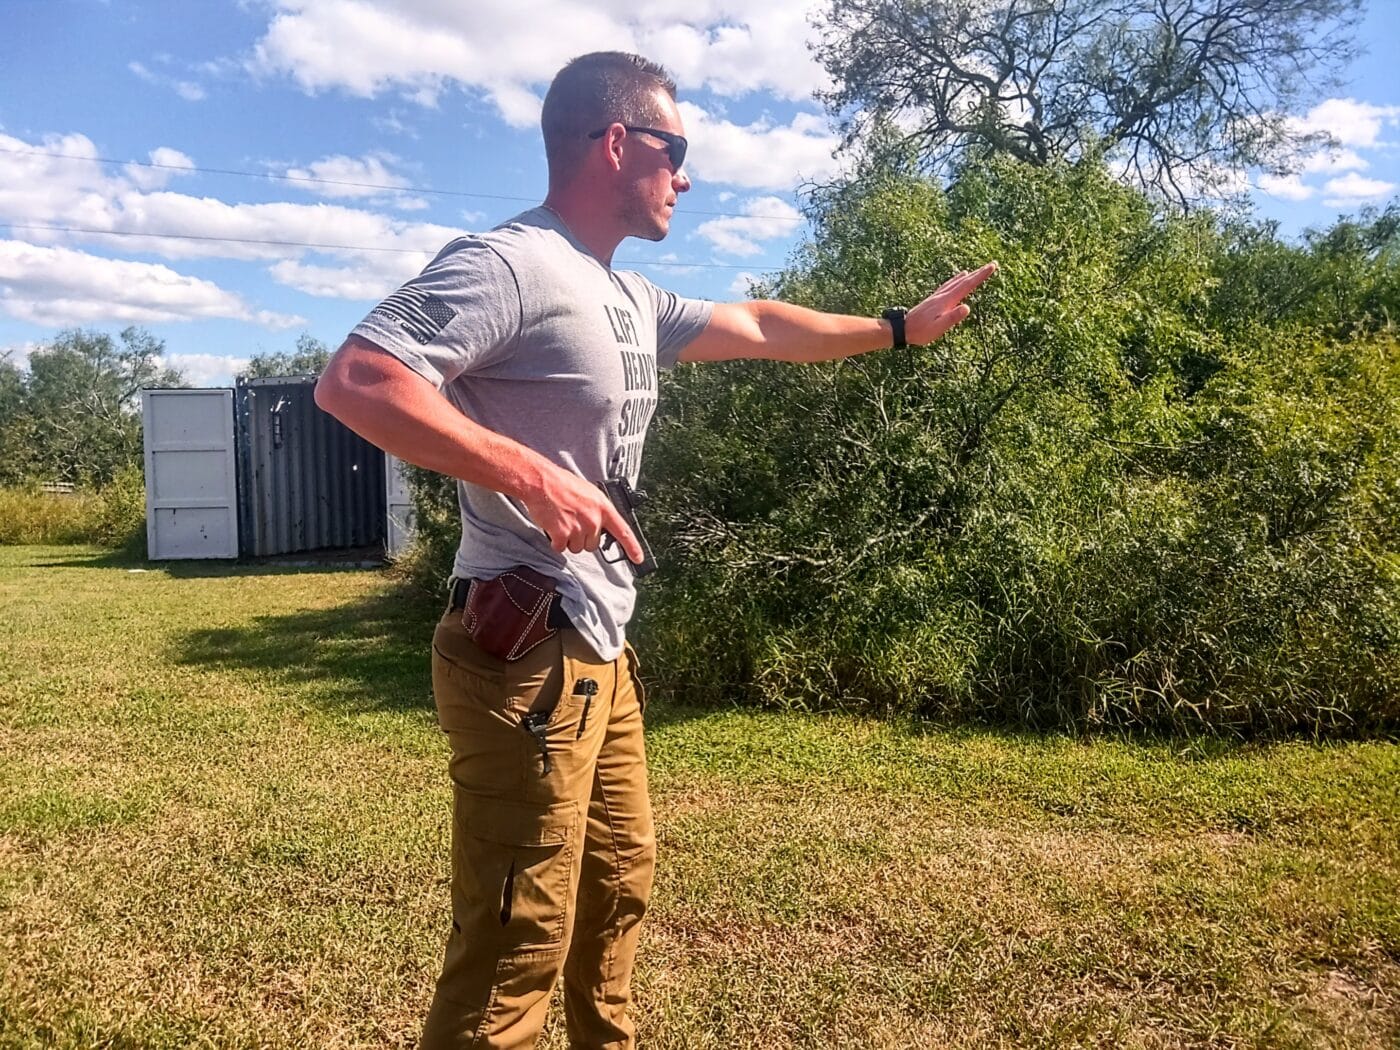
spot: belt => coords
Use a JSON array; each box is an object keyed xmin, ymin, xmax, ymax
[{"xmin": 449, "ymin": 576, "xmax": 574, "ymax": 630}]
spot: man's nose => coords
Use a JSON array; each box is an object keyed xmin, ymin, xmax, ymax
[{"xmin": 672, "ymin": 168, "xmax": 691, "ymax": 193}]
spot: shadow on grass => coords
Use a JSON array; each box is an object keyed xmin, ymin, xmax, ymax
[
  {"xmin": 172, "ymin": 574, "xmax": 717, "ymax": 731},
  {"xmin": 169, "ymin": 579, "xmax": 706, "ymax": 731},
  {"xmin": 175, "ymin": 578, "xmax": 441, "ymax": 716},
  {"xmin": 34, "ymin": 547, "xmax": 386, "ymax": 578}
]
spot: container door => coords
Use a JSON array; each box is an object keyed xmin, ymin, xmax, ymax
[
  {"xmin": 143, "ymin": 388, "xmax": 239, "ymax": 559},
  {"xmin": 384, "ymin": 453, "xmax": 417, "ymax": 557}
]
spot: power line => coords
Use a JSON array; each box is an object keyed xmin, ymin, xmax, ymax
[
  {"xmin": 0, "ymin": 147, "xmax": 809, "ymax": 223},
  {"xmin": 0, "ymin": 222, "xmax": 765, "ymax": 270}
]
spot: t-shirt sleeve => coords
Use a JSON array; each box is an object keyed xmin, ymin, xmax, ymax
[
  {"xmin": 648, "ymin": 280, "xmax": 714, "ymax": 370},
  {"xmin": 350, "ymin": 239, "xmax": 522, "ymax": 387}
]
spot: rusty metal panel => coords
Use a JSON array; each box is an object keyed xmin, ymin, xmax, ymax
[{"xmin": 235, "ymin": 376, "xmax": 386, "ymax": 557}]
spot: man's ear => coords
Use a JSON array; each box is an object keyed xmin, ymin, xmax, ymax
[{"xmin": 604, "ymin": 125, "xmax": 626, "ymax": 172}]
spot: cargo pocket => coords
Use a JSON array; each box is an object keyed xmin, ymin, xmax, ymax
[{"xmin": 459, "ymin": 794, "xmax": 578, "ymax": 954}]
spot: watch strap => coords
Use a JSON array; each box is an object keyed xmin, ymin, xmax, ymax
[{"xmin": 882, "ymin": 307, "xmax": 907, "ymax": 349}]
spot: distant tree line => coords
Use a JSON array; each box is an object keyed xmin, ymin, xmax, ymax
[{"xmin": 0, "ymin": 327, "xmax": 184, "ymax": 488}]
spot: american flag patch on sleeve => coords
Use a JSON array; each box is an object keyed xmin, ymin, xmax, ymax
[{"xmin": 369, "ymin": 286, "xmax": 457, "ymax": 345}]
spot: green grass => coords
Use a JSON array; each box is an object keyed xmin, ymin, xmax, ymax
[{"xmin": 1, "ymin": 545, "xmax": 1396, "ymax": 1048}]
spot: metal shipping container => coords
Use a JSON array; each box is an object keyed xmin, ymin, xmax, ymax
[
  {"xmin": 236, "ymin": 376, "xmax": 385, "ymax": 557},
  {"xmin": 143, "ymin": 377, "xmax": 413, "ymax": 561}
]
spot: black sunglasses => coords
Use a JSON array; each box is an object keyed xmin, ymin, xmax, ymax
[{"xmin": 587, "ymin": 125, "xmax": 688, "ymax": 169}]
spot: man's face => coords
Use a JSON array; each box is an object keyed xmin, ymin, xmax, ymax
[{"xmin": 617, "ymin": 88, "xmax": 691, "ymax": 242}]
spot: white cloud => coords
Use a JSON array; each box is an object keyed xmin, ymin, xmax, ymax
[
  {"xmin": 282, "ymin": 151, "xmax": 428, "ymax": 210},
  {"xmin": 642, "ymin": 251, "xmax": 701, "ymax": 277},
  {"xmin": 728, "ymin": 271, "xmax": 759, "ymax": 296},
  {"xmin": 128, "ymin": 57, "xmax": 206, "ymax": 102},
  {"xmin": 1257, "ymin": 173, "xmax": 1315, "ymax": 202},
  {"xmin": 268, "ymin": 256, "xmax": 426, "ymax": 300},
  {"xmin": 159, "ymin": 352, "xmax": 252, "ymax": 387},
  {"xmin": 1, "ymin": 341, "xmax": 38, "ymax": 371},
  {"xmin": 694, "ymin": 195, "xmax": 803, "ymax": 256},
  {"xmin": 285, "ymin": 152, "xmax": 410, "ymax": 198},
  {"xmin": 0, "ymin": 131, "xmax": 461, "ymax": 302},
  {"xmin": 679, "ymin": 104, "xmax": 842, "ymax": 191},
  {"xmin": 490, "ymin": 84, "xmax": 544, "ymax": 130},
  {"xmin": 125, "ymin": 147, "xmax": 196, "ymax": 191},
  {"xmin": 1321, "ymin": 172, "xmax": 1396, "ymax": 206},
  {"xmin": 1292, "ymin": 98, "xmax": 1400, "ymax": 148},
  {"xmin": 247, "ymin": 0, "xmax": 831, "ymax": 122},
  {"xmin": 637, "ymin": 8, "xmax": 831, "ymax": 101},
  {"xmin": 1301, "ymin": 148, "xmax": 1368, "ymax": 175},
  {"xmin": 0, "ymin": 240, "xmax": 303, "ymax": 328}
]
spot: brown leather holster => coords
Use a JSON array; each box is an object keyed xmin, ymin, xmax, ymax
[{"xmin": 458, "ymin": 567, "xmax": 561, "ymax": 661}]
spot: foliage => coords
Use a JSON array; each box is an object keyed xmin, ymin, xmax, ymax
[
  {"xmin": 1208, "ymin": 202, "xmax": 1400, "ymax": 338},
  {"xmin": 0, "ymin": 354, "xmax": 33, "ymax": 479},
  {"xmin": 90, "ymin": 463, "xmax": 149, "ymax": 552},
  {"xmin": 634, "ymin": 153, "xmax": 1399, "ymax": 734},
  {"xmin": 393, "ymin": 463, "xmax": 461, "ymax": 590},
  {"xmin": 0, "ymin": 469, "xmax": 144, "ymax": 549},
  {"xmin": 0, "ymin": 486, "xmax": 106, "ymax": 545},
  {"xmin": 815, "ymin": 0, "xmax": 1364, "ymax": 205},
  {"xmin": 239, "ymin": 333, "xmax": 332, "ymax": 379},
  {"xmin": 0, "ymin": 327, "xmax": 184, "ymax": 487}
]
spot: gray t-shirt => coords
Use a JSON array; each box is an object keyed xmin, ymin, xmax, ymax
[{"xmin": 352, "ymin": 207, "xmax": 713, "ymax": 660}]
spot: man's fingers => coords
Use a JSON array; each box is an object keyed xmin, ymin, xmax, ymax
[
  {"xmin": 934, "ymin": 303, "xmax": 972, "ymax": 338},
  {"xmin": 938, "ymin": 261, "xmax": 998, "ymax": 302},
  {"xmin": 602, "ymin": 504, "xmax": 644, "ymax": 565}
]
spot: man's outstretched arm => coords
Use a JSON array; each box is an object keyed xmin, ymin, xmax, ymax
[
  {"xmin": 679, "ymin": 262, "xmax": 998, "ymax": 364},
  {"xmin": 314, "ymin": 336, "xmax": 643, "ymax": 561}
]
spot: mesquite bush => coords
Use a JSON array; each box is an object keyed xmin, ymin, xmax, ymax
[{"xmin": 635, "ymin": 155, "xmax": 1399, "ymax": 734}]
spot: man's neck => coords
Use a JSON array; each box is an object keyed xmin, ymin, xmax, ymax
[{"xmin": 541, "ymin": 190, "xmax": 624, "ymax": 266}]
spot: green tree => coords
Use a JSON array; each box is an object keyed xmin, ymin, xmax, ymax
[
  {"xmin": 816, "ymin": 0, "xmax": 1364, "ymax": 204},
  {"xmin": 11, "ymin": 327, "xmax": 184, "ymax": 486},
  {"xmin": 0, "ymin": 352, "xmax": 36, "ymax": 483},
  {"xmin": 240, "ymin": 333, "xmax": 331, "ymax": 379}
]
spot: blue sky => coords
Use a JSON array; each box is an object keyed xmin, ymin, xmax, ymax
[{"xmin": 2, "ymin": 0, "xmax": 1398, "ymax": 386}]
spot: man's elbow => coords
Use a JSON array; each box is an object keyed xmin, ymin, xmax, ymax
[{"xmin": 313, "ymin": 341, "xmax": 358, "ymax": 420}]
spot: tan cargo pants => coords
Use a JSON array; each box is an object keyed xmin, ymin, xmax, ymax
[{"xmin": 418, "ymin": 599, "xmax": 655, "ymax": 1050}]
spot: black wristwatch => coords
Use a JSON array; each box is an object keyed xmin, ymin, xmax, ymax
[{"xmin": 882, "ymin": 307, "xmax": 907, "ymax": 349}]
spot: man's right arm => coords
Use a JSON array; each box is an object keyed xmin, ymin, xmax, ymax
[{"xmin": 314, "ymin": 336, "xmax": 642, "ymax": 561}]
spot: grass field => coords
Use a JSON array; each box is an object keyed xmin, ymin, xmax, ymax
[{"xmin": 1, "ymin": 545, "xmax": 1397, "ymax": 1049}]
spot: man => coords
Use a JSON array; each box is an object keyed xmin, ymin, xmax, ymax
[{"xmin": 315, "ymin": 50, "xmax": 995, "ymax": 1050}]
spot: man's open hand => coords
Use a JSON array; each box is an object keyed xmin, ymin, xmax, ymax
[{"xmin": 905, "ymin": 262, "xmax": 999, "ymax": 345}]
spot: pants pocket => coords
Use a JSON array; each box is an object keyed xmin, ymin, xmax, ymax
[
  {"xmin": 457, "ymin": 793, "xmax": 578, "ymax": 954},
  {"xmin": 624, "ymin": 643, "xmax": 647, "ymax": 716},
  {"xmin": 432, "ymin": 622, "xmax": 565, "ymax": 731}
]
